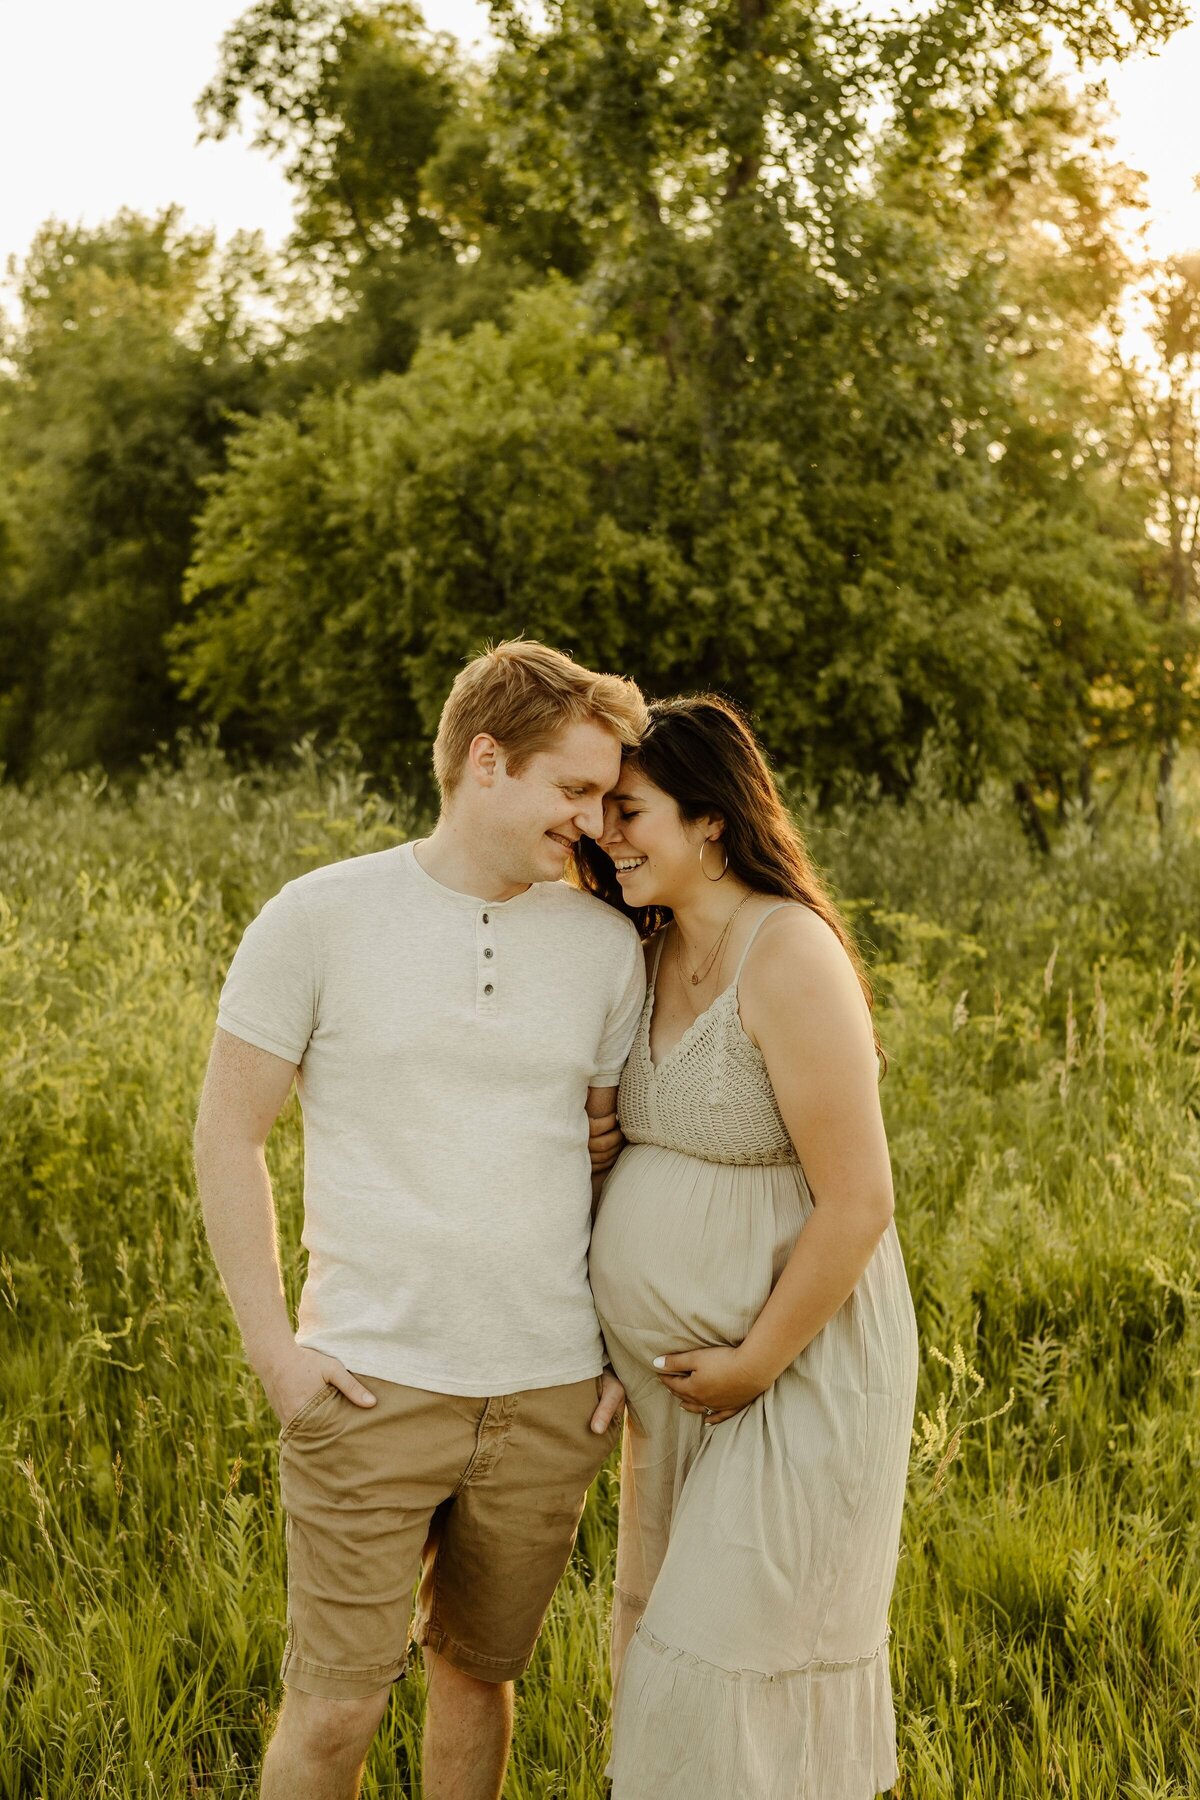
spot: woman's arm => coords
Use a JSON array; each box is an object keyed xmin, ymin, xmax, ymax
[
  {"xmin": 587, "ymin": 1084, "xmax": 622, "ymax": 1213},
  {"xmin": 655, "ymin": 907, "xmax": 893, "ymax": 1423},
  {"xmin": 587, "ymin": 1099, "xmax": 624, "ymax": 1185}
]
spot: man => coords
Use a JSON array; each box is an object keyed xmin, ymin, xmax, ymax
[{"xmin": 193, "ymin": 641, "xmax": 647, "ymax": 1800}]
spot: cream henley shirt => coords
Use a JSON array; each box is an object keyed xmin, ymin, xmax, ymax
[{"xmin": 216, "ymin": 841, "xmax": 646, "ymax": 1396}]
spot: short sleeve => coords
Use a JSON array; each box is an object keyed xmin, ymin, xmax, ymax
[
  {"xmin": 216, "ymin": 881, "xmax": 318, "ymax": 1065},
  {"xmin": 591, "ymin": 926, "xmax": 647, "ymax": 1086}
]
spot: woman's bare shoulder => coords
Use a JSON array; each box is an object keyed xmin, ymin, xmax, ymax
[{"xmin": 742, "ymin": 902, "xmax": 864, "ymax": 1016}]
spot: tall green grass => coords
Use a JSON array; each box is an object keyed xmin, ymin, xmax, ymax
[{"xmin": 2, "ymin": 741, "xmax": 1197, "ymax": 1797}]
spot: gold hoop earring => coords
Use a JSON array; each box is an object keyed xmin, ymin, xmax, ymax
[{"xmin": 699, "ymin": 838, "xmax": 728, "ymax": 882}]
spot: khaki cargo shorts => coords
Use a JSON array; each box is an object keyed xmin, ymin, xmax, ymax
[{"xmin": 277, "ymin": 1372, "xmax": 617, "ymax": 1699}]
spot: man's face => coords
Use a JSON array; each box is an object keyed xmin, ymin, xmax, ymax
[{"xmin": 487, "ymin": 718, "xmax": 624, "ymax": 883}]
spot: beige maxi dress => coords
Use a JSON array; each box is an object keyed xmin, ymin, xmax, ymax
[{"xmin": 589, "ymin": 908, "xmax": 919, "ymax": 1800}]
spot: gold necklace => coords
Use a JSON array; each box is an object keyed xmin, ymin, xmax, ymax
[{"xmin": 675, "ymin": 893, "xmax": 754, "ymax": 991}]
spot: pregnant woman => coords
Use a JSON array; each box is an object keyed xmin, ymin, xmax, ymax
[{"xmin": 578, "ymin": 697, "xmax": 919, "ymax": 1800}]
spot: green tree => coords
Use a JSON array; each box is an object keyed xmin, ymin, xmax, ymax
[
  {"xmin": 0, "ymin": 211, "xmax": 270, "ymax": 775},
  {"xmin": 0, "ymin": 474, "xmax": 26, "ymax": 773},
  {"xmin": 198, "ymin": 0, "xmax": 588, "ymax": 390},
  {"xmin": 173, "ymin": 284, "xmax": 678, "ymax": 783},
  {"xmin": 483, "ymin": 0, "xmax": 1183, "ymax": 393},
  {"xmin": 479, "ymin": 0, "xmax": 1181, "ymax": 807},
  {"xmin": 174, "ymin": 279, "xmax": 1069, "ymax": 797},
  {"xmin": 1102, "ymin": 254, "xmax": 1200, "ymax": 829},
  {"xmin": 873, "ymin": 53, "xmax": 1162, "ymax": 830},
  {"xmin": 8, "ymin": 0, "xmax": 1189, "ymax": 804}
]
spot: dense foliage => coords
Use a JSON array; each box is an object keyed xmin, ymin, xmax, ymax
[
  {"xmin": 0, "ymin": 214, "xmax": 270, "ymax": 771},
  {"xmin": 1, "ymin": 0, "xmax": 1198, "ymax": 814},
  {"xmin": 1, "ymin": 747, "xmax": 1197, "ymax": 1795}
]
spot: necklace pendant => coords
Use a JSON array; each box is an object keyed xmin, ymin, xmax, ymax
[{"xmin": 691, "ymin": 973, "xmax": 700, "ymax": 986}]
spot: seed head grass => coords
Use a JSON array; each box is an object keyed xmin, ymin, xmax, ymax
[{"xmin": 2, "ymin": 741, "xmax": 1197, "ymax": 1796}]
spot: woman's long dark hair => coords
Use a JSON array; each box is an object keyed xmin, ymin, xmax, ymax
[{"xmin": 572, "ymin": 695, "xmax": 882, "ymax": 1060}]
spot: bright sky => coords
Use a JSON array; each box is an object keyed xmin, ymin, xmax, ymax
[
  {"xmin": 1102, "ymin": 14, "xmax": 1200, "ymax": 256},
  {"xmin": 1, "ymin": 1, "xmax": 1198, "ymax": 312}
]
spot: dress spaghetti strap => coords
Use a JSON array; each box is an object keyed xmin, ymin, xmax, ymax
[
  {"xmin": 649, "ymin": 928, "xmax": 670, "ymax": 991},
  {"xmin": 731, "ymin": 901, "xmax": 797, "ymax": 987}
]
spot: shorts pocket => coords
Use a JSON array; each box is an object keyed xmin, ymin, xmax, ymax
[{"xmin": 279, "ymin": 1383, "xmax": 338, "ymax": 1444}]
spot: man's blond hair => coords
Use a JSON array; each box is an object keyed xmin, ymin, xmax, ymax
[{"xmin": 433, "ymin": 640, "xmax": 647, "ymax": 799}]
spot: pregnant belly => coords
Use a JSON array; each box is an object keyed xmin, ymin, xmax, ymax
[{"xmin": 589, "ymin": 1142, "xmax": 809, "ymax": 1350}]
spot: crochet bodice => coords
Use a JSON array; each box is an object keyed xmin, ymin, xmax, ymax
[{"xmin": 617, "ymin": 906, "xmax": 800, "ymax": 1168}]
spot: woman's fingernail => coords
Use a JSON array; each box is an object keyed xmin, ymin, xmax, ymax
[{"xmin": 653, "ymin": 1356, "xmax": 665, "ymax": 1368}]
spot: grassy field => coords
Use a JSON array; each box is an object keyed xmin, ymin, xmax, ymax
[{"xmin": 2, "ymin": 740, "xmax": 1198, "ymax": 1798}]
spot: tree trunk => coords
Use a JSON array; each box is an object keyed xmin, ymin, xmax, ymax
[
  {"xmin": 1155, "ymin": 737, "xmax": 1176, "ymax": 838},
  {"xmin": 1078, "ymin": 754, "xmax": 1096, "ymax": 831},
  {"xmin": 1053, "ymin": 769, "xmax": 1067, "ymax": 826},
  {"xmin": 1014, "ymin": 780, "xmax": 1050, "ymax": 855}
]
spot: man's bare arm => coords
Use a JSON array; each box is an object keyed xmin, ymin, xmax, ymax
[{"xmin": 193, "ymin": 1028, "xmax": 375, "ymax": 1424}]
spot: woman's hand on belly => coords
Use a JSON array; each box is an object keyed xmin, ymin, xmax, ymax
[{"xmin": 652, "ymin": 1344, "xmax": 765, "ymax": 1426}]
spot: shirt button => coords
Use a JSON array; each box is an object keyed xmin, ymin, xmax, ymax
[
  {"xmin": 484, "ymin": 947, "xmax": 493, "ymax": 958},
  {"xmin": 484, "ymin": 983, "xmax": 494, "ymax": 995},
  {"xmin": 482, "ymin": 913, "xmax": 490, "ymax": 924}
]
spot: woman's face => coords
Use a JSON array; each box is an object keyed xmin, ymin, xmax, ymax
[{"xmin": 597, "ymin": 764, "xmax": 713, "ymax": 908}]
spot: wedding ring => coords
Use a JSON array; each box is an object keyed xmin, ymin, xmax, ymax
[{"xmin": 702, "ymin": 1406, "xmax": 714, "ymax": 1416}]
